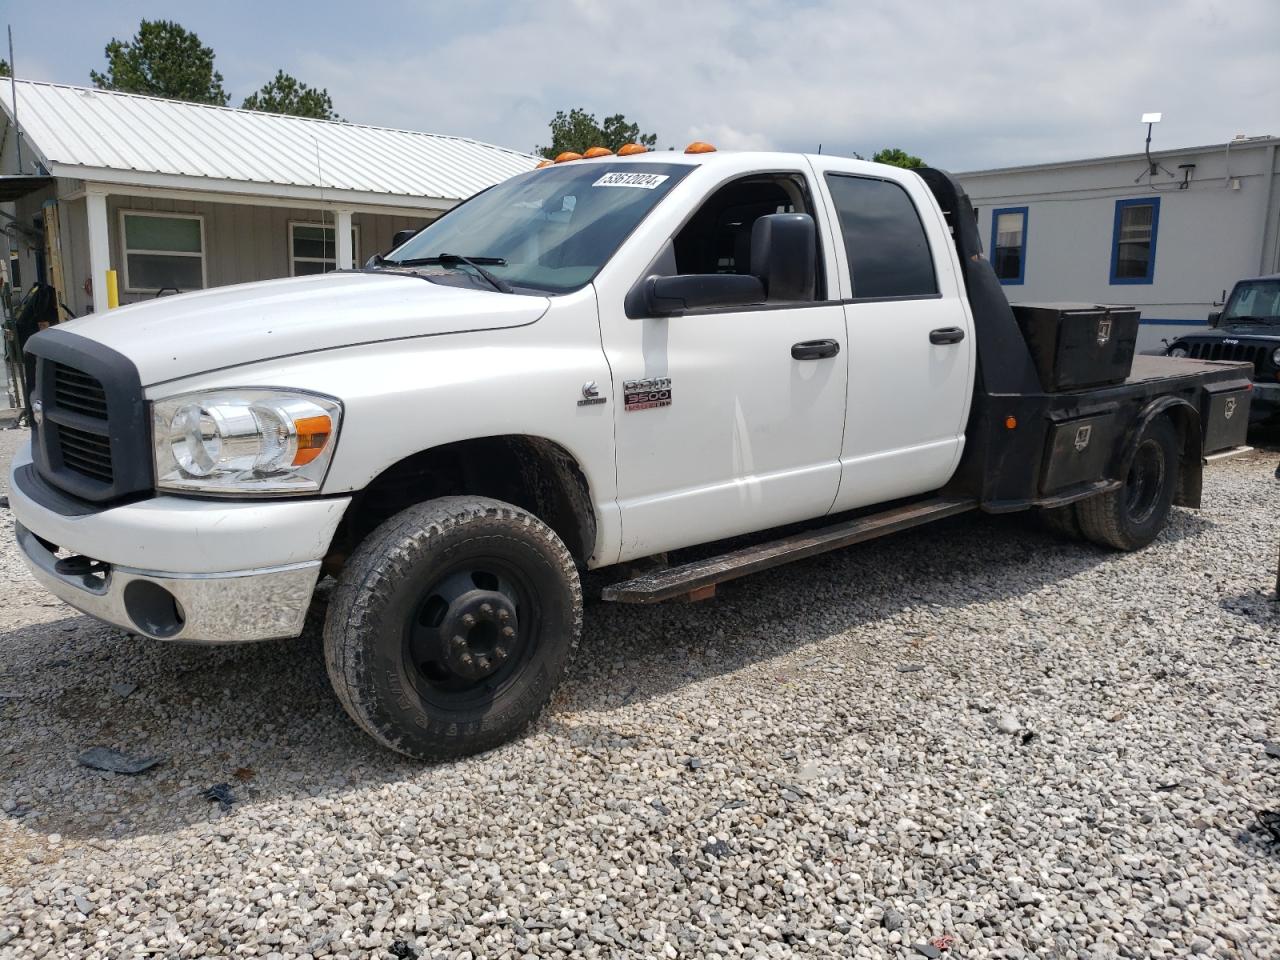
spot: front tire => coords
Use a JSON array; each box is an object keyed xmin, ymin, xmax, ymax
[
  {"xmin": 324, "ymin": 496, "xmax": 582, "ymax": 761},
  {"xmin": 1077, "ymin": 416, "xmax": 1179, "ymax": 551}
]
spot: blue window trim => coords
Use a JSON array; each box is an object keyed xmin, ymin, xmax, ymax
[
  {"xmin": 1109, "ymin": 197, "xmax": 1160, "ymax": 285},
  {"xmin": 989, "ymin": 206, "xmax": 1028, "ymax": 285}
]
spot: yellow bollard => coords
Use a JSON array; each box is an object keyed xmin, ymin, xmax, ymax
[{"xmin": 105, "ymin": 269, "xmax": 119, "ymax": 309}]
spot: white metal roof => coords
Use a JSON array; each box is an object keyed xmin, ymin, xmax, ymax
[{"xmin": 2, "ymin": 79, "xmax": 538, "ymax": 210}]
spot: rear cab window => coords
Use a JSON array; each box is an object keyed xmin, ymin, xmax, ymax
[{"xmin": 823, "ymin": 174, "xmax": 938, "ymax": 300}]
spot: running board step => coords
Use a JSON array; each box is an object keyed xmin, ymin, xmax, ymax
[
  {"xmin": 1203, "ymin": 445, "xmax": 1252, "ymax": 464},
  {"xmin": 602, "ymin": 497, "xmax": 977, "ymax": 604}
]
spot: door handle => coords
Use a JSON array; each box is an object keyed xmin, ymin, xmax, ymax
[
  {"xmin": 791, "ymin": 339, "xmax": 841, "ymax": 360},
  {"xmin": 929, "ymin": 327, "xmax": 966, "ymax": 345}
]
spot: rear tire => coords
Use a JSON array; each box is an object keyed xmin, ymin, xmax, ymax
[
  {"xmin": 323, "ymin": 496, "xmax": 582, "ymax": 761},
  {"xmin": 1077, "ymin": 416, "xmax": 1179, "ymax": 551}
]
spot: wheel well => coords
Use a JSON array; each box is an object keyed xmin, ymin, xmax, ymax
[
  {"xmin": 1140, "ymin": 403, "xmax": 1201, "ymax": 509},
  {"xmin": 327, "ymin": 437, "xmax": 597, "ymax": 570}
]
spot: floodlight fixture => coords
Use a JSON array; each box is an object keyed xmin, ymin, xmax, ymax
[{"xmin": 1141, "ymin": 112, "xmax": 1163, "ymax": 124}]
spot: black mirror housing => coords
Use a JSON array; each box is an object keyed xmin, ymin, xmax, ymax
[
  {"xmin": 392, "ymin": 228, "xmax": 420, "ymax": 249},
  {"xmin": 1207, "ymin": 311, "xmax": 1222, "ymax": 327},
  {"xmin": 750, "ymin": 213, "xmax": 816, "ymax": 301},
  {"xmin": 645, "ymin": 274, "xmax": 765, "ymax": 315}
]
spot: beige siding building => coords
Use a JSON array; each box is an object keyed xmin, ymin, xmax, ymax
[{"xmin": 1, "ymin": 80, "xmax": 537, "ymax": 317}]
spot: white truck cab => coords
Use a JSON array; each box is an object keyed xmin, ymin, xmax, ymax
[{"xmin": 9, "ymin": 146, "xmax": 1250, "ymax": 759}]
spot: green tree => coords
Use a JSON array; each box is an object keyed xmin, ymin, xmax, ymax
[
  {"xmin": 0, "ymin": 59, "xmax": 9, "ymax": 78},
  {"xmin": 536, "ymin": 108, "xmax": 657, "ymax": 158},
  {"xmin": 872, "ymin": 147, "xmax": 925, "ymax": 169},
  {"xmin": 242, "ymin": 70, "xmax": 340, "ymax": 120},
  {"xmin": 90, "ymin": 20, "xmax": 229, "ymax": 105}
]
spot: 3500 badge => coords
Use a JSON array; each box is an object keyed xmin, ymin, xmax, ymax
[{"xmin": 623, "ymin": 377, "xmax": 673, "ymax": 411}]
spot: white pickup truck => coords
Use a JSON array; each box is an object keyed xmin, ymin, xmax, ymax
[{"xmin": 11, "ymin": 147, "xmax": 1253, "ymax": 760}]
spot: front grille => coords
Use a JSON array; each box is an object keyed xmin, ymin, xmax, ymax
[
  {"xmin": 26, "ymin": 329, "xmax": 150, "ymax": 504},
  {"xmin": 56, "ymin": 424, "xmax": 115, "ymax": 484},
  {"xmin": 1183, "ymin": 340, "xmax": 1269, "ymax": 377},
  {"xmin": 53, "ymin": 363, "xmax": 109, "ymax": 419}
]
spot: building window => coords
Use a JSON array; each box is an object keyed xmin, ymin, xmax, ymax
[
  {"xmin": 290, "ymin": 222, "xmax": 359, "ymax": 276},
  {"xmin": 1110, "ymin": 198, "xmax": 1160, "ymax": 284},
  {"xmin": 824, "ymin": 174, "xmax": 938, "ymax": 299},
  {"xmin": 989, "ymin": 207, "xmax": 1028, "ymax": 284},
  {"xmin": 120, "ymin": 211, "xmax": 206, "ymax": 293}
]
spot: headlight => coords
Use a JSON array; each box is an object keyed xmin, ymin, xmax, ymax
[
  {"xmin": 1168, "ymin": 345, "xmax": 1189, "ymax": 358},
  {"xmin": 152, "ymin": 389, "xmax": 342, "ymax": 495},
  {"xmin": 1272, "ymin": 347, "xmax": 1280, "ymax": 366}
]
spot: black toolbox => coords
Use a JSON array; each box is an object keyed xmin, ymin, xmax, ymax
[
  {"xmin": 1201, "ymin": 380, "xmax": 1251, "ymax": 453},
  {"xmin": 1011, "ymin": 303, "xmax": 1140, "ymax": 392}
]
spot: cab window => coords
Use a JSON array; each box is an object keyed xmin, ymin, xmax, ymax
[
  {"xmin": 825, "ymin": 174, "xmax": 938, "ymax": 299},
  {"xmin": 672, "ymin": 173, "xmax": 825, "ymax": 300}
]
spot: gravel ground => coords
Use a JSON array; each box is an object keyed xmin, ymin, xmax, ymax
[{"xmin": 0, "ymin": 425, "xmax": 1277, "ymax": 959}]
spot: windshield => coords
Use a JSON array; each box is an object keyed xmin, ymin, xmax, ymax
[
  {"xmin": 1222, "ymin": 279, "xmax": 1280, "ymax": 323},
  {"xmin": 384, "ymin": 163, "xmax": 694, "ymax": 294}
]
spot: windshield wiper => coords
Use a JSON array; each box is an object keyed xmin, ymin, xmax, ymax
[{"xmin": 383, "ymin": 253, "xmax": 512, "ymax": 293}]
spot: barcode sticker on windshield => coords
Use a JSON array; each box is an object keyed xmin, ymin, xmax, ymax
[{"xmin": 593, "ymin": 172, "xmax": 670, "ymax": 190}]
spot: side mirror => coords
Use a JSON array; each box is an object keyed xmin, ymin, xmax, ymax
[
  {"xmin": 645, "ymin": 274, "xmax": 765, "ymax": 315},
  {"xmin": 751, "ymin": 213, "xmax": 816, "ymax": 301},
  {"xmin": 1208, "ymin": 311, "xmax": 1222, "ymax": 326},
  {"xmin": 392, "ymin": 228, "xmax": 420, "ymax": 249}
]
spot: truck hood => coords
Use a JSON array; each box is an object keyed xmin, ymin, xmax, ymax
[
  {"xmin": 58, "ymin": 272, "xmax": 550, "ymax": 386},
  {"xmin": 1178, "ymin": 324, "xmax": 1280, "ymax": 344}
]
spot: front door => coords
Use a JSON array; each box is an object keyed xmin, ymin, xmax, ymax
[{"xmin": 599, "ymin": 171, "xmax": 849, "ymax": 561}]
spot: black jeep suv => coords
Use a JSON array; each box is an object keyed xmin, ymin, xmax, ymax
[{"xmin": 1166, "ymin": 274, "xmax": 1280, "ymax": 423}]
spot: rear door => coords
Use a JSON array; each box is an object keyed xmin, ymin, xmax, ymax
[{"xmin": 808, "ymin": 159, "xmax": 976, "ymax": 512}]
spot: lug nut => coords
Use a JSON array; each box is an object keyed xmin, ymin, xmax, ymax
[
  {"xmin": 478, "ymin": 656, "xmax": 490, "ymax": 670},
  {"xmin": 502, "ymin": 626, "xmax": 515, "ymax": 638},
  {"xmin": 498, "ymin": 609, "xmax": 510, "ymax": 622},
  {"xmin": 480, "ymin": 602, "xmax": 493, "ymax": 615},
  {"xmin": 460, "ymin": 652, "xmax": 474, "ymax": 665},
  {"xmin": 452, "ymin": 634, "xmax": 467, "ymax": 649},
  {"xmin": 462, "ymin": 613, "xmax": 476, "ymax": 627},
  {"xmin": 493, "ymin": 646, "xmax": 508, "ymax": 662}
]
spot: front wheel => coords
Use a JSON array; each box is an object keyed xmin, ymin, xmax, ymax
[
  {"xmin": 1077, "ymin": 416, "xmax": 1180, "ymax": 551},
  {"xmin": 324, "ymin": 496, "xmax": 582, "ymax": 761}
]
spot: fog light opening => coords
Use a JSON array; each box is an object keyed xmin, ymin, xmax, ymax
[{"xmin": 123, "ymin": 580, "xmax": 186, "ymax": 638}]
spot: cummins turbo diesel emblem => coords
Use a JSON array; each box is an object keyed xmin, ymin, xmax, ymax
[
  {"xmin": 577, "ymin": 381, "xmax": 606, "ymax": 406},
  {"xmin": 1074, "ymin": 424, "xmax": 1092, "ymax": 452},
  {"xmin": 1096, "ymin": 318, "xmax": 1112, "ymax": 347},
  {"xmin": 623, "ymin": 377, "xmax": 672, "ymax": 411}
]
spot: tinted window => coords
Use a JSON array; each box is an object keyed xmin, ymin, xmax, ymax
[{"xmin": 825, "ymin": 174, "xmax": 937, "ymax": 298}]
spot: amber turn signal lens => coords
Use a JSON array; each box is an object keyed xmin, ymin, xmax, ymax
[
  {"xmin": 583, "ymin": 146, "xmax": 614, "ymax": 158},
  {"xmin": 684, "ymin": 141, "xmax": 717, "ymax": 154},
  {"xmin": 616, "ymin": 143, "xmax": 648, "ymax": 156},
  {"xmin": 535, "ymin": 159, "xmax": 553, "ymax": 168},
  {"xmin": 292, "ymin": 415, "xmax": 333, "ymax": 466},
  {"xmin": 554, "ymin": 151, "xmax": 583, "ymax": 163},
  {"xmin": 1004, "ymin": 416, "xmax": 1018, "ymax": 430}
]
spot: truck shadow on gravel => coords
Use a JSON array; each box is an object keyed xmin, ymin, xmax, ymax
[{"xmin": 0, "ymin": 507, "xmax": 1215, "ymax": 842}]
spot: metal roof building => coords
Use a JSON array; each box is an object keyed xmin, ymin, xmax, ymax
[{"xmin": 1, "ymin": 79, "xmax": 538, "ymax": 315}]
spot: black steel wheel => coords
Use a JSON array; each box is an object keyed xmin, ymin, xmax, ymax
[
  {"xmin": 1077, "ymin": 416, "xmax": 1180, "ymax": 551},
  {"xmin": 324, "ymin": 496, "xmax": 582, "ymax": 761}
]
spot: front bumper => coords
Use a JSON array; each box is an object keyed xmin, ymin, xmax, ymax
[
  {"xmin": 16, "ymin": 524, "xmax": 321, "ymax": 643},
  {"xmin": 9, "ymin": 440, "xmax": 350, "ymax": 643}
]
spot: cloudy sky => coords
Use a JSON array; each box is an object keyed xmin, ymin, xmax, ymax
[{"xmin": 9, "ymin": 0, "xmax": 1279, "ymax": 170}]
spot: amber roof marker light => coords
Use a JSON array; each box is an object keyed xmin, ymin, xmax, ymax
[
  {"xmin": 583, "ymin": 146, "xmax": 614, "ymax": 158},
  {"xmin": 554, "ymin": 151, "xmax": 584, "ymax": 163},
  {"xmin": 617, "ymin": 143, "xmax": 649, "ymax": 156},
  {"xmin": 685, "ymin": 141, "xmax": 717, "ymax": 154},
  {"xmin": 534, "ymin": 159, "xmax": 553, "ymax": 168}
]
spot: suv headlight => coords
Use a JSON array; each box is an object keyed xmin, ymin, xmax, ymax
[
  {"xmin": 1272, "ymin": 347, "xmax": 1280, "ymax": 366},
  {"xmin": 1168, "ymin": 345, "xmax": 1189, "ymax": 358},
  {"xmin": 152, "ymin": 389, "xmax": 342, "ymax": 495}
]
